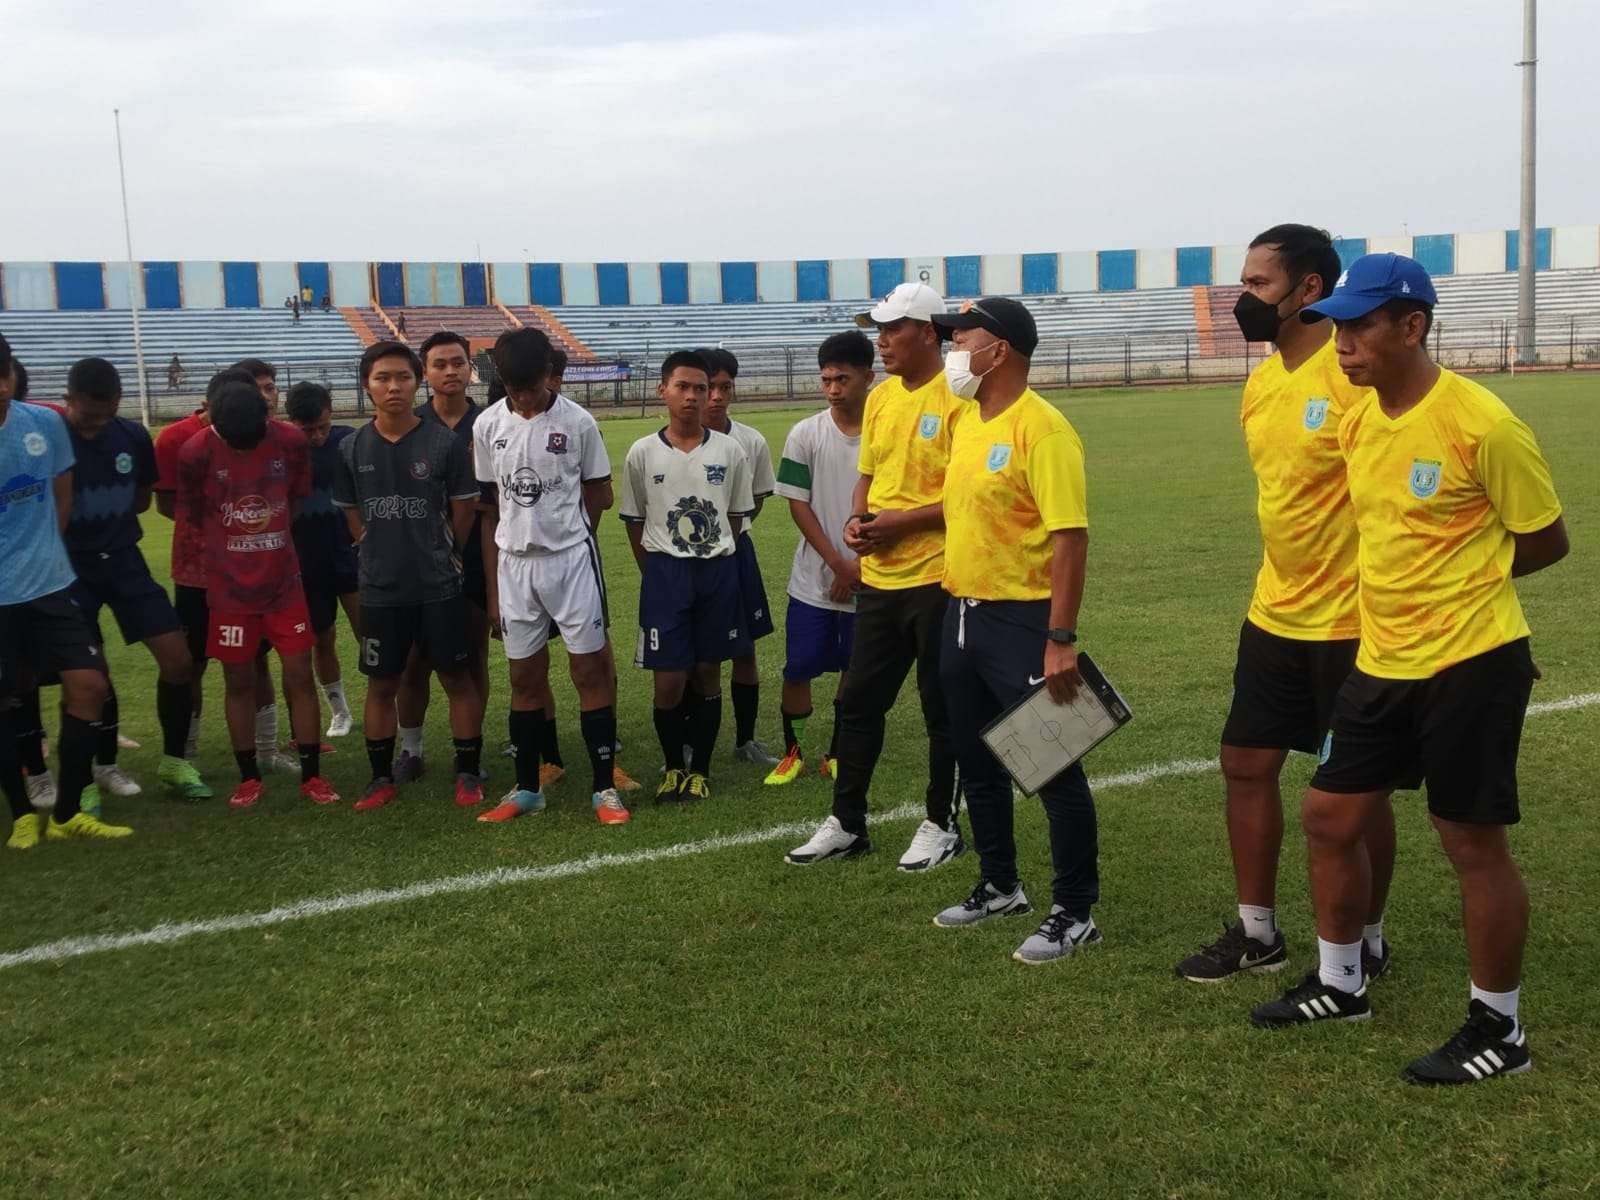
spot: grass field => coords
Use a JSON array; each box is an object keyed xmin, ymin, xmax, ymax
[{"xmin": 3, "ymin": 373, "xmax": 1597, "ymax": 1199}]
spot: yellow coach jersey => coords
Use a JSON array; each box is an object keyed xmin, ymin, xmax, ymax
[
  {"xmin": 1339, "ymin": 369, "xmax": 1562, "ymax": 680},
  {"xmin": 1241, "ymin": 334, "xmax": 1364, "ymax": 641},
  {"xmin": 942, "ymin": 389, "xmax": 1087, "ymax": 601},
  {"xmin": 858, "ymin": 371, "xmax": 966, "ymax": 590}
]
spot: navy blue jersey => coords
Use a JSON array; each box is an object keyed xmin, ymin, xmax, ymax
[
  {"xmin": 293, "ymin": 422, "xmax": 357, "ymax": 585},
  {"xmin": 65, "ymin": 416, "xmax": 156, "ymax": 563}
]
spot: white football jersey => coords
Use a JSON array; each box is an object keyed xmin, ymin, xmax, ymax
[
  {"xmin": 774, "ymin": 408, "xmax": 862, "ymax": 612},
  {"xmin": 619, "ymin": 427, "xmax": 754, "ymax": 559},
  {"xmin": 473, "ymin": 395, "xmax": 610, "ymax": 556},
  {"xmin": 718, "ymin": 418, "xmax": 776, "ymax": 525}
]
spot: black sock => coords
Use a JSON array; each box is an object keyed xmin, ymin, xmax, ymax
[
  {"xmin": 829, "ymin": 700, "xmax": 841, "ymax": 758},
  {"xmin": 367, "ymin": 736, "xmax": 395, "ymax": 782},
  {"xmin": 653, "ymin": 706, "xmax": 681, "ymax": 771},
  {"xmin": 732, "ymin": 680, "xmax": 758, "ymax": 745},
  {"xmin": 580, "ymin": 706, "xmax": 617, "ymax": 793},
  {"xmin": 540, "ymin": 716, "xmax": 565, "ymax": 769},
  {"xmin": 297, "ymin": 743, "xmax": 320, "ymax": 782},
  {"xmin": 689, "ymin": 694, "xmax": 722, "ymax": 776},
  {"xmin": 453, "ymin": 736, "xmax": 483, "ymax": 778},
  {"xmin": 97, "ymin": 685, "xmax": 120, "ymax": 765},
  {"xmin": 0, "ymin": 707, "xmax": 29, "ymax": 820},
  {"xmin": 674, "ymin": 685, "xmax": 697, "ymax": 752},
  {"xmin": 16, "ymin": 689, "xmax": 46, "ymax": 776},
  {"xmin": 54, "ymin": 713, "xmax": 99, "ymax": 821},
  {"xmin": 236, "ymin": 749, "xmax": 262, "ymax": 782},
  {"xmin": 156, "ymin": 679, "xmax": 192, "ymax": 759},
  {"xmin": 782, "ymin": 708, "xmax": 812, "ymax": 755},
  {"xmin": 509, "ymin": 709, "xmax": 543, "ymax": 793}
]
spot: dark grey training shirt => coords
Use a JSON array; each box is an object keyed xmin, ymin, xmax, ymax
[{"xmin": 334, "ymin": 419, "xmax": 476, "ymax": 607}]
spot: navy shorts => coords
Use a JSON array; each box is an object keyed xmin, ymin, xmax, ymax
[
  {"xmin": 637, "ymin": 552, "xmax": 751, "ymax": 671},
  {"xmin": 735, "ymin": 533, "xmax": 774, "ymax": 641},
  {"xmin": 71, "ymin": 550, "xmax": 183, "ymax": 645},
  {"xmin": 783, "ymin": 597, "xmax": 854, "ymax": 682},
  {"xmin": 303, "ymin": 571, "xmax": 358, "ymax": 635}
]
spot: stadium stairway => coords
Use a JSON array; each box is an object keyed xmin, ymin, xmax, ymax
[
  {"xmin": 0, "ymin": 308, "xmax": 365, "ymax": 411},
  {"xmin": 505, "ymin": 305, "xmax": 595, "ymax": 361}
]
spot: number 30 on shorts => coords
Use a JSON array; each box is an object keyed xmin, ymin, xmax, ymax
[{"xmin": 218, "ymin": 625, "xmax": 245, "ymax": 648}]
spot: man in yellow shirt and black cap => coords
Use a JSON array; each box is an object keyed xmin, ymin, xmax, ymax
[
  {"xmin": 1249, "ymin": 254, "xmax": 1569, "ymax": 1087},
  {"xmin": 923, "ymin": 297, "xmax": 1101, "ymax": 965}
]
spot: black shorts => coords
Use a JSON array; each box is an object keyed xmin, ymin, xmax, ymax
[
  {"xmin": 360, "ymin": 596, "xmax": 470, "ymax": 678},
  {"xmin": 735, "ymin": 533, "xmax": 774, "ymax": 641},
  {"xmin": 1221, "ymin": 620, "xmax": 1358, "ymax": 754},
  {"xmin": 303, "ymin": 572, "xmax": 358, "ymax": 635},
  {"xmin": 70, "ymin": 550, "xmax": 183, "ymax": 645},
  {"xmin": 1311, "ymin": 639, "xmax": 1537, "ymax": 825},
  {"xmin": 174, "ymin": 583, "xmax": 211, "ymax": 663},
  {"xmin": 0, "ymin": 588, "xmax": 106, "ymax": 682},
  {"xmin": 636, "ymin": 552, "xmax": 751, "ymax": 670}
]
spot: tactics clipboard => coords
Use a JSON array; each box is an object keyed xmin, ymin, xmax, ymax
[{"xmin": 979, "ymin": 652, "xmax": 1133, "ymax": 795}]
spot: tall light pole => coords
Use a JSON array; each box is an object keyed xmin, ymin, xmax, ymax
[
  {"xmin": 1515, "ymin": 0, "xmax": 1537, "ymax": 366},
  {"xmin": 113, "ymin": 108, "xmax": 152, "ymax": 425}
]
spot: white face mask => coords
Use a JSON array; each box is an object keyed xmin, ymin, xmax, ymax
[{"xmin": 943, "ymin": 346, "xmax": 996, "ymax": 399}]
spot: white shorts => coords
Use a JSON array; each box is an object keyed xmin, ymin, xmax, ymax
[{"xmin": 498, "ymin": 539, "xmax": 609, "ymax": 660}]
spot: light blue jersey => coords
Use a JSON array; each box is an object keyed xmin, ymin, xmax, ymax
[{"xmin": 0, "ymin": 401, "xmax": 77, "ymax": 604}]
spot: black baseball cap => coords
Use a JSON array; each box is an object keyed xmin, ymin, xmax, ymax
[{"xmin": 930, "ymin": 297, "xmax": 1039, "ymax": 357}]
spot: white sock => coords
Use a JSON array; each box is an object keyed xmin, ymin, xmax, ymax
[
  {"xmin": 187, "ymin": 713, "xmax": 201, "ymax": 743},
  {"xmin": 323, "ymin": 680, "xmax": 349, "ymax": 716},
  {"xmin": 1471, "ymin": 982, "xmax": 1522, "ymax": 1040},
  {"xmin": 400, "ymin": 726, "xmax": 424, "ymax": 756},
  {"xmin": 1317, "ymin": 937, "xmax": 1364, "ymax": 994},
  {"xmin": 254, "ymin": 704, "xmax": 278, "ymax": 754},
  {"xmin": 1362, "ymin": 917, "xmax": 1384, "ymax": 955},
  {"xmin": 1238, "ymin": 904, "xmax": 1276, "ymax": 945}
]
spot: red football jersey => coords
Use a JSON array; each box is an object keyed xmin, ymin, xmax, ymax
[
  {"xmin": 154, "ymin": 411, "xmax": 210, "ymax": 588},
  {"xmin": 176, "ymin": 422, "xmax": 311, "ymax": 613}
]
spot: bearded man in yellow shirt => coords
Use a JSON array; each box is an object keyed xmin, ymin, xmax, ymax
[
  {"xmin": 1249, "ymin": 255, "xmax": 1569, "ymax": 1088},
  {"xmin": 1177, "ymin": 225, "xmax": 1397, "ymax": 984}
]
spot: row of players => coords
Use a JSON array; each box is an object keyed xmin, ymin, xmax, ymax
[{"xmin": 0, "ymin": 224, "xmax": 1572, "ymax": 1086}]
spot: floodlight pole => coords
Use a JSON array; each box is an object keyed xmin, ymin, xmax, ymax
[
  {"xmin": 1514, "ymin": 0, "xmax": 1537, "ymax": 366},
  {"xmin": 114, "ymin": 108, "xmax": 152, "ymax": 426}
]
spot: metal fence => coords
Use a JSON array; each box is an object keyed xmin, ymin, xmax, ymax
[{"xmin": 87, "ymin": 314, "xmax": 1600, "ymax": 424}]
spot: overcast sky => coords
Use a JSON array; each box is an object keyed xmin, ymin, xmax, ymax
[{"xmin": 2, "ymin": 0, "xmax": 1595, "ymax": 264}]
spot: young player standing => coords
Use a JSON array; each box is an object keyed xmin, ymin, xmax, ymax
[
  {"xmin": 619, "ymin": 351, "xmax": 754, "ymax": 803},
  {"xmin": 764, "ymin": 331, "xmax": 872, "ymax": 786},
  {"xmin": 177, "ymin": 382, "xmax": 338, "ymax": 809},
  {"xmin": 334, "ymin": 341, "xmax": 482, "ymax": 812},
  {"xmin": 474, "ymin": 329, "xmax": 627, "ymax": 825}
]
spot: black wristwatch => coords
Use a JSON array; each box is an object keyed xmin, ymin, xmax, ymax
[{"xmin": 1046, "ymin": 628, "xmax": 1077, "ymax": 645}]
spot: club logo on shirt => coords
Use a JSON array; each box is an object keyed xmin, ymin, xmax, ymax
[
  {"xmin": 987, "ymin": 444, "xmax": 1012, "ymax": 472},
  {"xmin": 270, "ymin": 458, "xmax": 285, "ymax": 476},
  {"xmin": 705, "ymin": 463, "xmax": 727, "ymax": 485},
  {"xmin": 1409, "ymin": 458, "xmax": 1442, "ymax": 500},
  {"xmin": 667, "ymin": 495, "xmax": 722, "ymax": 557},
  {"xmin": 919, "ymin": 415, "xmax": 940, "ymax": 440},
  {"xmin": 1303, "ymin": 397, "xmax": 1329, "ymax": 431},
  {"xmin": 115, "ymin": 452, "xmax": 134, "ymax": 475},
  {"xmin": 409, "ymin": 459, "xmax": 430, "ymax": 480},
  {"xmin": 546, "ymin": 431, "xmax": 568, "ymax": 455},
  {"xmin": 503, "ymin": 466, "xmax": 546, "ymax": 508},
  {"xmin": 22, "ymin": 432, "xmax": 47, "ymax": 457}
]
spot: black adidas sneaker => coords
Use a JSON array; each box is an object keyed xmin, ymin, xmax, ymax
[
  {"xmin": 1402, "ymin": 1000, "xmax": 1531, "ymax": 1085},
  {"xmin": 1249, "ymin": 967, "xmax": 1370, "ymax": 1028}
]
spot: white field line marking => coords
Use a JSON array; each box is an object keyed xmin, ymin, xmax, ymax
[{"xmin": 3, "ymin": 694, "xmax": 1594, "ymax": 974}]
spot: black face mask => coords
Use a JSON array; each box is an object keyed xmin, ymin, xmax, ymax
[{"xmin": 1233, "ymin": 280, "xmax": 1304, "ymax": 343}]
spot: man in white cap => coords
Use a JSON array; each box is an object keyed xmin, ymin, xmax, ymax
[{"xmin": 787, "ymin": 282, "xmax": 969, "ymax": 869}]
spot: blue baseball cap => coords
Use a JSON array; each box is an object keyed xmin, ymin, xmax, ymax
[{"xmin": 1300, "ymin": 252, "xmax": 1437, "ymax": 323}]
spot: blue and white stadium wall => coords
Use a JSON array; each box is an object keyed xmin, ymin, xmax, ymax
[{"xmin": 2, "ymin": 226, "xmax": 1596, "ymax": 311}]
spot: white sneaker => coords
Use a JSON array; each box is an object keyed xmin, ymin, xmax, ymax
[
  {"xmin": 898, "ymin": 820, "xmax": 965, "ymax": 872},
  {"xmin": 785, "ymin": 816, "xmax": 872, "ymax": 865},
  {"xmin": 117, "ymin": 733, "xmax": 141, "ymax": 750},
  {"xmin": 258, "ymin": 748, "xmax": 302, "ymax": 775},
  {"xmin": 93, "ymin": 764, "xmax": 143, "ymax": 797},
  {"xmin": 733, "ymin": 739, "xmax": 780, "ymax": 767},
  {"xmin": 933, "ymin": 880, "xmax": 1031, "ymax": 928},
  {"xmin": 25, "ymin": 771, "xmax": 56, "ymax": 813},
  {"xmin": 1013, "ymin": 907, "xmax": 1102, "ymax": 965},
  {"xmin": 326, "ymin": 710, "xmax": 354, "ymax": 738}
]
